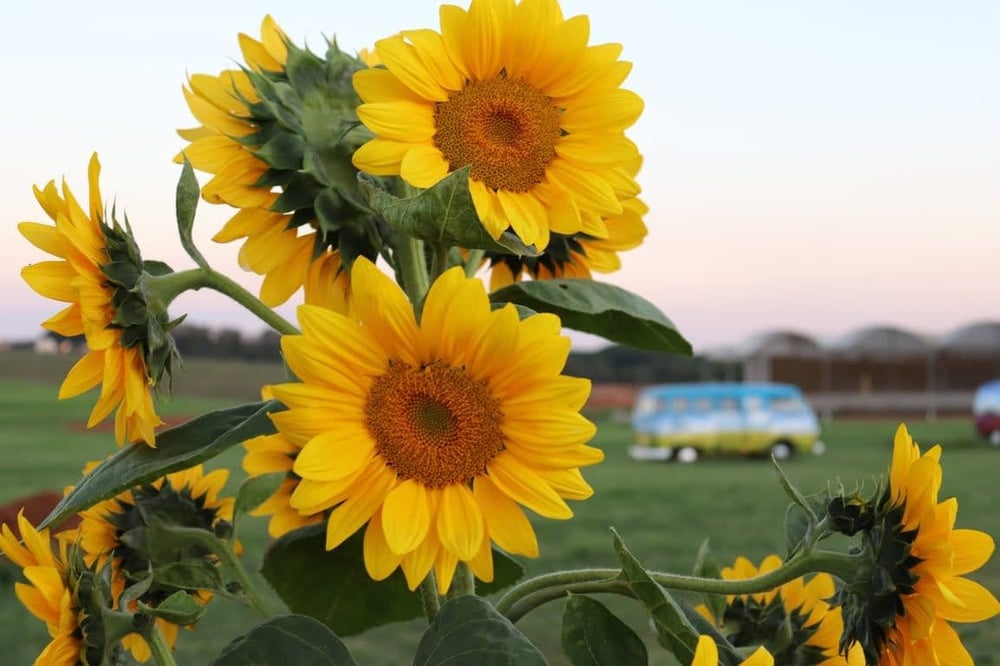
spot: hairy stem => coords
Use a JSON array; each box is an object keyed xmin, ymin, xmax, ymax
[
  {"xmin": 419, "ymin": 573, "xmax": 442, "ymax": 623},
  {"xmin": 147, "ymin": 624, "xmax": 179, "ymax": 666}
]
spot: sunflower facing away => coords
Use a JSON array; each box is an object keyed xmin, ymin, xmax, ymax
[
  {"xmin": 269, "ymin": 258, "xmax": 601, "ymax": 594},
  {"xmin": 698, "ymin": 555, "xmax": 863, "ymax": 665},
  {"xmin": 178, "ymin": 17, "xmax": 375, "ymax": 307},
  {"xmin": 242, "ymin": 433, "xmax": 325, "ymax": 539},
  {"xmin": 837, "ymin": 424, "xmax": 1000, "ymax": 665},
  {"xmin": 0, "ymin": 513, "xmax": 101, "ymax": 665},
  {"xmin": 75, "ymin": 464, "xmax": 234, "ymax": 662},
  {"xmin": 692, "ymin": 635, "xmax": 773, "ymax": 666},
  {"xmin": 19, "ymin": 154, "xmax": 163, "ymax": 446},
  {"xmin": 352, "ymin": 0, "xmax": 643, "ymax": 250}
]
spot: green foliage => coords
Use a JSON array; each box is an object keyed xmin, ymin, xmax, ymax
[
  {"xmin": 359, "ymin": 168, "xmax": 538, "ymax": 256},
  {"xmin": 210, "ymin": 615, "xmax": 358, "ymax": 666},
  {"xmin": 490, "ymin": 280, "xmax": 692, "ymax": 354},
  {"xmin": 414, "ymin": 596, "xmax": 546, "ymax": 666},
  {"xmin": 261, "ymin": 524, "xmax": 526, "ymax": 637},
  {"xmin": 233, "ymin": 472, "xmax": 285, "ymax": 535},
  {"xmin": 561, "ymin": 593, "xmax": 648, "ymax": 666},
  {"xmin": 174, "ymin": 158, "xmax": 208, "ymax": 269},
  {"xmin": 139, "ymin": 590, "xmax": 207, "ymax": 626},
  {"xmin": 613, "ymin": 529, "xmax": 742, "ymax": 666},
  {"xmin": 692, "ymin": 539, "xmax": 727, "ymax": 625},
  {"xmin": 39, "ymin": 401, "xmax": 279, "ymax": 530}
]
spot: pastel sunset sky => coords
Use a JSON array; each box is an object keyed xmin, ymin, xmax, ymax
[{"xmin": 2, "ymin": 1, "xmax": 997, "ymax": 352}]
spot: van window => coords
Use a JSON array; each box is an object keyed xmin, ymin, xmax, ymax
[
  {"xmin": 693, "ymin": 398, "xmax": 712, "ymax": 413},
  {"xmin": 771, "ymin": 396, "xmax": 808, "ymax": 414},
  {"xmin": 635, "ymin": 395, "xmax": 662, "ymax": 417},
  {"xmin": 671, "ymin": 398, "xmax": 689, "ymax": 413},
  {"xmin": 743, "ymin": 395, "xmax": 765, "ymax": 413},
  {"xmin": 717, "ymin": 397, "xmax": 739, "ymax": 414}
]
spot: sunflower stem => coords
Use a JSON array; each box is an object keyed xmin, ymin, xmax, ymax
[
  {"xmin": 395, "ymin": 236, "xmax": 430, "ymax": 304},
  {"xmin": 152, "ymin": 524, "xmax": 275, "ymax": 618},
  {"xmin": 419, "ymin": 572, "xmax": 442, "ymax": 623},
  {"xmin": 463, "ymin": 248, "xmax": 485, "ymax": 278},
  {"xmin": 145, "ymin": 267, "xmax": 298, "ymax": 335},
  {"xmin": 147, "ymin": 624, "xmax": 178, "ymax": 666},
  {"xmin": 495, "ymin": 549, "xmax": 870, "ymax": 623},
  {"xmin": 447, "ymin": 562, "xmax": 476, "ymax": 600},
  {"xmin": 430, "ymin": 241, "xmax": 451, "ymax": 282}
]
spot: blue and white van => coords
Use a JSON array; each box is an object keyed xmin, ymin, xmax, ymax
[{"xmin": 630, "ymin": 383, "xmax": 823, "ymax": 463}]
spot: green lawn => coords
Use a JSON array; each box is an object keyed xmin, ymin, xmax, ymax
[{"xmin": 0, "ymin": 353, "xmax": 998, "ymax": 664}]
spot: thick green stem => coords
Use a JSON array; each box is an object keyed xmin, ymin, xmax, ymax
[
  {"xmin": 419, "ymin": 573, "xmax": 442, "ymax": 623},
  {"xmin": 157, "ymin": 525, "xmax": 274, "ymax": 618},
  {"xmin": 495, "ymin": 549, "xmax": 868, "ymax": 623},
  {"xmin": 145, "ymin": 268, "xmax": 298, "ymax": 335},
  {"xmin": 395, "ymin": 237, "xmax": 430, "ymax": 304},
  {"xmin": 147, "ymin": 624, "xmax": 179, "ymax": 666},
  {"xmin": 463, "ymin": 248, "xmax": 485, "ymax": 278},
  {"xmin": 430, "ymin": 241, "xmax": 451, "ymax": 282},
  {"xmin": 446, "ymin": 561, "xmax": 475, "ymax": 600}
]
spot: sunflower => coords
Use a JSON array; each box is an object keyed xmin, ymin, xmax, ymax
[
  {"xmin": 693, "ymin": 635, "xmax": 773, "ymax": 666},
  {"xmin": 75, "ymin": 464, "xmax": 234, "ymax": 662},
  {"xmin": 486, "ymin": 195, "xmax": 648, "ymax": 291},
  {"xmin": 837, "ymin": 424, "xmax": 1000, "ymax": 665},
  {"xmin": 698, "ymin": 555, "xmax": 863, "ymax": 665},
  {"xmin": 178, "ymin": 17, "xmax": 380, "ymax": 306},
  {"xmin": 352, "ymin": 0, "xmax": 643, "ymax": 251},
  {"xmin": 19, "ymin": 154, "xmax": 164, "ymax": 446},
  {"xmin": 270, "ymin": 258, "xmax": 600, "ymax": 594},
  {"xmin": 242, "ymin": 434, "xmax": 324, "ymax": 538},
  {"xmin": 0, "ymin": 512, "xmax": 101, "ymax": 665}
]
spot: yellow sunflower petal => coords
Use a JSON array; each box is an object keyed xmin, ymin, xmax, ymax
[
  {"xmin": 323, "ymin": 462, "xmax": 397, "ymax": 551},
  {"xmin": 473, "ymin": 476, "xmax": 539, "ymax": 557},
  {"xmin": 437, "ymin": 483, "xmax": 484, "ymax": 561},
  {"xmin": 487, "ymin": 454, "xmax": 573, "ymax": 520},
  {"xmin": 381, "ymin": 479, "xmax": 432, "ymax": 555},
  {"xmin": 364, "ymin": 510, "xmax": 404, "ymax": 581}
]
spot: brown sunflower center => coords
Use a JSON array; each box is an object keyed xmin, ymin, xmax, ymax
[
  {"xmin": 434, "ymin": 76, "xmax": 561, "ymax": 192},
  {"xmin": 364, "ymin": 361, "xmax": 505, "ymax": 487}
]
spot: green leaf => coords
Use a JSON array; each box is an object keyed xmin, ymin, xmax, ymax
[
  {"xmin": 142, "ymin": 260, "xmax": 174, "ymax": 277},
  {"xmin": 261, "ymin": 524, "xmax": 524, "ymax": 637},
  {"xmin": 358, "ymin": 168, "xmax": 538, "ymax": 256},
  {"xmin": 414, "ymin": 595, "xmax": 547, "ymax": 666},
  {"xmin": 490, "ymin": 280, "xmax": 692, "ymax": 354},
  {"xmin": 139, "ymin": 590, "xmax": 206, "ymax": 626},
  {"xmin": 39, "ymin": 401, "xmax": 280, "ymax": 530},
  {"xmin": 612, "ymin": 529, "xmax": 700, "ymax": 664},
  {"xmin": 211, "ymin": 615, "xmax": 358, "ymax": 666},
  {"xmin": 784, "ymin": 503, "xmax": 811, "ymax": 557},
  {"xmin": 261, "ymin": 524, "xmax": 422, "ymax": 636},
  {"xmin": 561, "ymin": 593, "xmax": 647, "ymax": 666},
  {"xmin": 692, "ymin": 539, "xmax": 727, "ymax": 625},
  {"xmin": 175, "ymin": 158, "xmax": 209, "ymax": 269},
  {"xmin": 233, "ymin": 473, "xmax": 286, "ymax": 534},
  {"xmin": 149, "ymin": 560, "xmax": 223, "ymax": 592}
]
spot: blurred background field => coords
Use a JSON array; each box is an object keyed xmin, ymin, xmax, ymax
[{"xmin": 1, "ymin": 349, "xmax": 997, "ymax": 664}]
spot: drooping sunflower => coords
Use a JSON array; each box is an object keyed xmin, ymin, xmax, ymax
[
  {"xmin": 0, "ymin": 512, "xmax": 104, "ymax": 665},
  {"xmin": 698, "ymin": 555, "xmax": 864, "ymax": 665},
  {"xmin": 352, "ymin": 0, "xmax": 643, "ymax": 250},
  {"xmin": 692, "ymin": 635, "xmax": 773, "ymax": 666},
  {"xmin": 271, "ymin": 258, "xmax": 601, "ymax": 594},
  {"xmin": 486, "ymin": 195, "xmax": 648, "ymax": 291},
  {"xmin": 837, "ymin": 424, "xmax": 1000, "ymax": 665},
  {"xmin": 19, "ymin": 154, "xmax": 168, "ymax": 446},
  {"xmin": 178, "ymin": 16, "xmax": 381, "ymax": 306},
  {"xmin": 75, "ymin": 464, "xmax": 234, "ymax": 662}
]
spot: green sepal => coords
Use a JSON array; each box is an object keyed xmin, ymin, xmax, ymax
[
  {"xmin": 359, "ymin": 168, "xmax": 539, "ymax": 256},
  {"xmin": 261, "ymin": 524, "xmax": 525, "ymax": 637},
  {"xmin": 210, "ymin": 615, "xmax": 358, "ymax": 666},
  {"xmin": 175, "ymin": 158, "xmax": 209, "ymax": 269},
  {"xmin": 491, "ymin": 279, "xmax": 692, "ymax": 354},
  {"xmin": 414, "ymin": 596, "xmax": 546, "ymax": 666},
  {"xmin": 39, "ymin": 401, "xmax": 280, "ymax": 529},
  {"xmin": 692, "ymin": 539, "xmax": 727, "ymax": 625},
  {"xmin": 561, "ymin": 593, "xmax": 648, "ymax": 666},
  {"xmin": 138, "ymin": 590, "xmax": 206, "ymax": 626},
  {"xmin": 147, "ymin": 560, "xmax": 224, "ymax": 593}
]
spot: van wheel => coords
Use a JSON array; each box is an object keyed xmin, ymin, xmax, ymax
[
  {"xmin": 771, "ymin": 442, "xmax": 794, "ymax": 461},
  {"xmin": 990, "ymin": 431, "xmax": 1000, "ymax": 447},
  {"xmin": 676, "ymin": 447, "xmax": 699, "ymax": 464}
]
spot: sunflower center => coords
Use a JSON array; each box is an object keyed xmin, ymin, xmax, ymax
[
  {"xmin": 434, "ymin": 76, "xmax": 561, "ymax": 192},
  {"xmin": 365, "ymin": 361, "xmax": 505, "ymax": 487}
]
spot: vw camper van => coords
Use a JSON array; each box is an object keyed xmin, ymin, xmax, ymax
[
  {"xmin": 630, "ymin": 383, "xmax": 823, "ymax": 463},
  {"xmin": 973, "ymin": 380, "xmax": 1000, "ymax": 446}
]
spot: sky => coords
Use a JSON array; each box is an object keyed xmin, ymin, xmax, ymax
[{"xmin": 1, "ymin": 1, "xmax": 998, "ymax": 353}]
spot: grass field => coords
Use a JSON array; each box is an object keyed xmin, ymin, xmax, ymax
[{"xmin": 1, "ymin": 350, "xmax": 998, "ymax": 664}]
